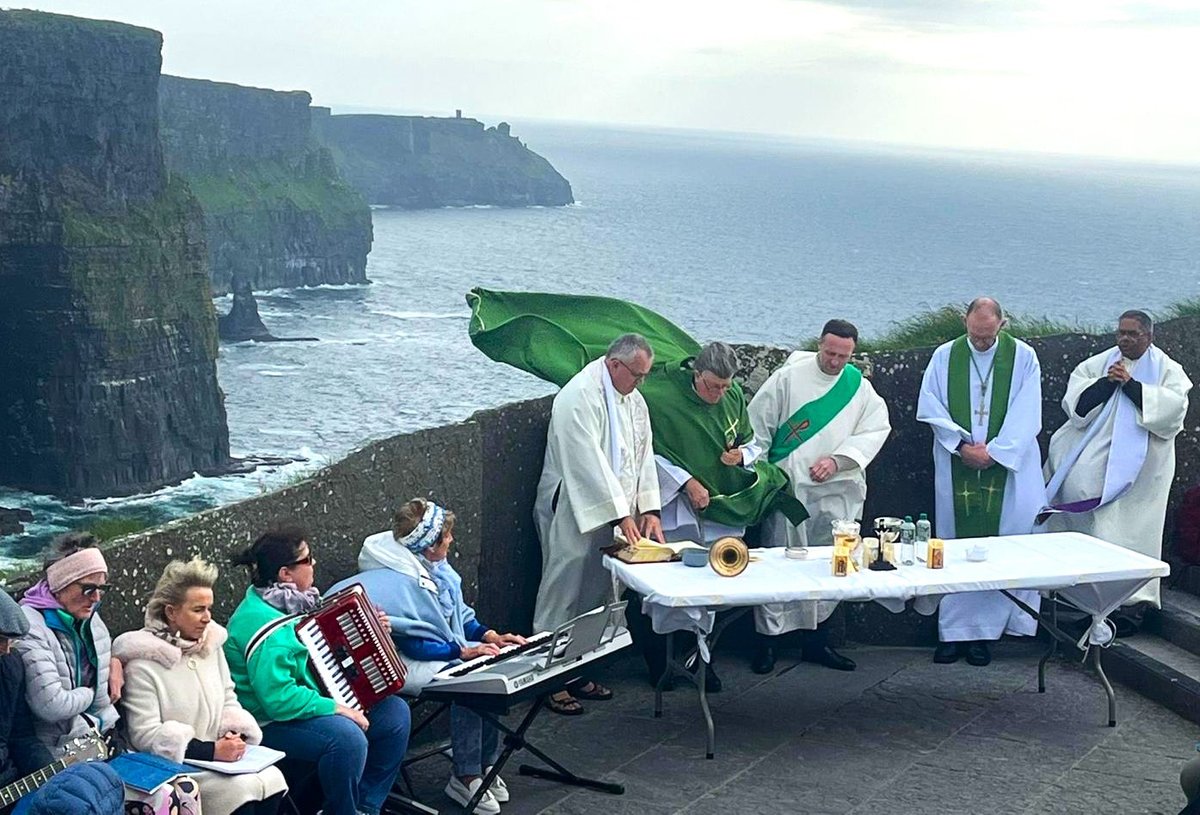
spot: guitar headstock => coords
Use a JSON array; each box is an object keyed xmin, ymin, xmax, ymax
[{"xmin": 61, "ymin": 731, "xmax": 110, "ymax": 766}]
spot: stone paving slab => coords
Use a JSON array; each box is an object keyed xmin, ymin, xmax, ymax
[{"xmin": 399, "ymin": 641, "xmax": 1194, "ymax": 814}]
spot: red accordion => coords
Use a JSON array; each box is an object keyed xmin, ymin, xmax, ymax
[{"xmin": 296, "ymin": 583, "xmax": 407, "ymax": 711}]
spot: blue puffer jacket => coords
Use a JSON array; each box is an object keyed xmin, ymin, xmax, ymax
[{"xmin": 22, "ymin": 762, "xmax": 124, "ymax": 815}]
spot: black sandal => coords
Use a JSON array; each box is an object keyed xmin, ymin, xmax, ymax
[{"xmin": 547, "ymin": 693, "xmax": 585, "ymax": 716}]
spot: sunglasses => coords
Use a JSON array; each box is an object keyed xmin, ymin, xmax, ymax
[
  {"xmin": 78, "ymin": 583, "xmax": 113, "ymax": 598},
  {"xmin": 289, "ymin": 554, "xmax": 316, "ymax": 567}
]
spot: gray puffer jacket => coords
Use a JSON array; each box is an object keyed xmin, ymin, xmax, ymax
[{"xmin": 15, "ymin": 605, "xmax": 117, "ymax": 755}]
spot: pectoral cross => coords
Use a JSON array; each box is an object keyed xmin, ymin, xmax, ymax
[{"xmin": 974, "ymin": 402, "xmax": 989, "ymax": 425}]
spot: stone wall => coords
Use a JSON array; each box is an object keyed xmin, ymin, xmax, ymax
[
  {"xmin": 313, "ymin": 110, "xmax": 574, "ymax": 208},
  {"xmin": 0, "ymin": 11, "xmax": 230, "ymax": 499},
  {"xmin": 15, "ymin": 318, "xmax": 1197, "ymax": 644},
  {"xmin": 159, "ymin": 77, "xmax": 372, "ymax": 294}
]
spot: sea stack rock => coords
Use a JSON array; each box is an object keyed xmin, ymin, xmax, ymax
[
  {"xmin": 312, "ymin": 110, "xmax": 574, "ymax": 208},
  {"xmin": 159, "ymin": 76, "xmax": 373, "ymax": 295},
  {"xmin": 218, "ymin": 277, "xmax": 274, "ymax": 342},
  {"xmin": 0, "ymin": 11, "xmax": 230, "ymax": 499}
]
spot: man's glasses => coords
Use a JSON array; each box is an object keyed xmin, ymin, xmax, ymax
[
  {"xmin": 614, "ymin": 359, "xmax": 650, "ymax": 383},
  {"xmin": 290, "ymin": 554, "xmax": 316, "ymax": 567},
  {"xmin": 1116, "ymin": 329, "xmax": 1146, "ymax": 339},
  {"xmin": 78, "ymin": 583, "xmax": 113, "ymax": 598}
]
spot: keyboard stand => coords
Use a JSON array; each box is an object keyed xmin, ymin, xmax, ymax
[{"xmin": 463, "ymin": 693, "xmax": 624, "ymax": 812}]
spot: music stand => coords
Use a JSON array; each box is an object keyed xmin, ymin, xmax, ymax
[{"xmin": 418, "ymin": 601, "xmax": 629, "ymax": 812}]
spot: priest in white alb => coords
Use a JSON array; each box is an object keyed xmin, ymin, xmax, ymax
[
  {"xmin": 1042, "ymin": 310, "xmax": 1191, "ymax": 633},
  {"xmin": 748, "ymin": 319, "xmax": 892, "ymax": 674},
  {"xmin": 533, "ymin": 333, "xmax": 662, "ymax": 714},
  {"xmin": 917, "ymin": 297, "xmax": 1044, "ymax": 667}
]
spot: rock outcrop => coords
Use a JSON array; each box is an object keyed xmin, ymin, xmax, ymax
[
  {"xmin": 313, "ymin": 110, "xmax": 573, "ymax": 208},
  {"xmin": 159, "ymin": 77, "xmax": 372, "ymax": 294},
  {"xmin": 218, "ymin": 276, "xmax": 317, "ymax": 343},
  {"xmin": 0, "ymin": 11, "xmax": 230, "ymax": 499}
]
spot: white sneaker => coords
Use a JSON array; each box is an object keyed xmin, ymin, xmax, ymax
[
  {"xmin": 484, "ymin": 766, "xmax": 509, "ymax": 803},
  {"xmin": 445, "ymin": 775, "xmax": 501, "ymax": 814}
]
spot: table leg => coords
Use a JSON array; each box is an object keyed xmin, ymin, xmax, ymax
[
  {"xmin": 654, "ymin": 631, "xmax": 674, "ymax": 718},
  {"xmin": 1090, "ymin": 644, "xmax": 1117, "ymax": 727},
  {"xmin": 1038, "ymin": 592, "xmax": 1059, "ymax": 693}
]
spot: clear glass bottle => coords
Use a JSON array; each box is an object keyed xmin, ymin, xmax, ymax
[
  {"xmin": 899, "ymin": 515, "xmax": 916, "ymax": 566},
  {"xmin": 915, "ymin": 512, "xmax": 931, "ymax": 562}
]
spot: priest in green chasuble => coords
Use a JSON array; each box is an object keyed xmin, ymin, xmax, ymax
[
  {"xmin": 917, "ymin": 297, "xmax": 1044, "ymax": 667},
  {"xmin": 747, "ymin": 319, "xmax": 892, "ymax": 674}
]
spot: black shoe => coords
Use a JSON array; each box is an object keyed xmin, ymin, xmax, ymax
[
  {"xmin": 751, "ymin": 646, "xmax": 776, "ymax": 675},
  {"xmin": 965, "ymin": 641, "xmax": 992, "ymax": 667},
  {"xmin": 933, "ymin": 642, "xmax": 960, "ymax": 664},
  {"xmin": 802, "ymin": 644, "xmax": 856, "ymax": 672}
]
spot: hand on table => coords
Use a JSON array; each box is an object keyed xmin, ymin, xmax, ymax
[{"xmin": 639, "ymin": 514, "xmax": 666, "ymax": 544}]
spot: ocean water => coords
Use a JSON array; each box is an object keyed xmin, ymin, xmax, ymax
[{"xmin": 3, "ymin": 123, "xmax": 1199, "ymax": 565}]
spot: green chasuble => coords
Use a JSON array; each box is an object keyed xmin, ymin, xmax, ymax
[
  {"xmin": 948, "ymin": 332, "xmax": 1016, "ymax": 538},
  {"xmin": 466, "ymin": 287, "xmax": 807, "ymax": 528}
]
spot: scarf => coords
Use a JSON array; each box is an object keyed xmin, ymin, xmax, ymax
[
  {"xmin": 255, "ymin": 582, "xmax": 320, "ymax": 615},
  {"xmin": 420, "ymin": 556, "xmax": 457, "ymax": 622}
]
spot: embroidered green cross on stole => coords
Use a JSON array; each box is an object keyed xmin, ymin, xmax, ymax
[
  {"xmin": 767, "ymin": 364, "xmax": 863, "ymax": 464},
  {"xmin": 947, "ymin": 332, "xmax": 1016, "ymax": 538}
]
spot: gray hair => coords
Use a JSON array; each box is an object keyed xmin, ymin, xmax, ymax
[
  {"xmin": 694, "ymin": 342, "xmax": 739, "ymax": 379},
  {"xmin": 606, "ymin": 333, "xmax": 653, "ymax": 363},
  {"xmin": 1119, "ymin": 309, "xmax": 1153, "ymax": 334},
  {"xmin": 145, "ymin": 557, "xmax": 217, "ymax": 626},
  {"xmin": 42, "ymin": 531, "xmax": 100, "ymax": 572}
]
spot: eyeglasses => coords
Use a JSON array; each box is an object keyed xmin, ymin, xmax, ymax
[
  {"xmin": 697, "ymin": 373, "xmax": 732, "ymax": 396},
  {"xmin": 1116, "ymin": 329, "xmax": 1146, "ymax": 339},
  {"xmin": 614, "ymin": 359, "xmax": 650, "ymax": 384},
  {"xmin": 289, "ymin": 554, "xmax": 316, "ymax": 567},
  {"xmin": 78, "ymin": 583, "xmax": 113, "ymax": 598}
]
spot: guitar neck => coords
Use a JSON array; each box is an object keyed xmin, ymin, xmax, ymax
[{"xmin": 0, "ymin": 759, "xmax": 69, "ymax": 806}]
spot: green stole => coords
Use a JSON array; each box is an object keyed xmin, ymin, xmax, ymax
[
  {"xmin": 767, "ymin": 363, "xmax": 863, "ymax": 464},
  {"xmin": 948, "ymin": 332, "xmax": 1016, "ymax": 537},
  {"xmin": 639, "ymin": 362, "xmax": 808, "ymax": 528}
]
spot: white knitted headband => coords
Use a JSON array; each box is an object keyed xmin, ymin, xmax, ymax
[{"xmin": 396, "ymin": 502, "xmax": 446, "ymax": 553}]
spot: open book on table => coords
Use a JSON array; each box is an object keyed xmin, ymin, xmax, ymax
[
  {"xmin": 185, "ymin": 744, "xmax": 286, "ymax": 775},
  {"xmin": 603, "ymin": 536, "xmax": 706, "ymax": 564}
]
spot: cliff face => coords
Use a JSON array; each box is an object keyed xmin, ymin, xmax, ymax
[
  {"xmin": 313, "ymin": 110, "xmax": 574, "ymax": 208},
  {"xmin": 160, "ymin": 77, "xmax": 372, "ymax": 294},
  {"xmin": 0, "ymin": 11, "xmax": 230, "ymax": 499}
]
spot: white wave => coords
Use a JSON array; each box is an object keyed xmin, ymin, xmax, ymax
[
  {"xmin": 258, "ymin": 370, "xmax": 298, "ymax": 378},
  {"xmin": 369, "ymin": 204, "xmax": 391, "ymax": 210},
  {"xmin": 254, "ymin": 282, "xmax": 372, "ymax": 298},
  {"xmin": 370, "ymin": 309, "xmax": 468, "ymax": 321}
]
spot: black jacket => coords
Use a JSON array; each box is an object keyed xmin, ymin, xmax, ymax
[{"xmin": 0, "ymin": 651, "xmax": 53, "ymax": 790}]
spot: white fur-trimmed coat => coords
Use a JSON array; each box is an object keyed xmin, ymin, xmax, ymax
[{"xmin": 113, "ymin": 622, "xmax": 288, "ymax": 815}]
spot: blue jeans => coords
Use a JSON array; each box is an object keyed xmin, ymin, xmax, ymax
[
  {"xmin": 450, "ymin": 703, "xmax": 501, "ymax": 778},
  {"xmin": 261, "ymin": 696, "xmax": 411, "ymax": 815}
]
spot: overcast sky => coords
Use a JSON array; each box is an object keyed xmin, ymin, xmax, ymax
[{"xmin": 14, "ymin": 0, "xmax": 1200, "ymax": 163}]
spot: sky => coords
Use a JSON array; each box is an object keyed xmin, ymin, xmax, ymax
[{"xmin": 11, "ymin": 0, "xmax": 1200, "ymax": 163}]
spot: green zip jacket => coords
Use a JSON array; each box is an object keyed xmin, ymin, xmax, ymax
[{"xmin": 223, "ymin": 587, "xmax": 336, "ymax": 724}]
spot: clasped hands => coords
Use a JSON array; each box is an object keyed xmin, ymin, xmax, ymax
[
  {"xmin": 959, "ymin": 441, "xmax": 994, "ymax": 470},
  {"xmin": 1107, "ymin": 361, "xmax": 1132, "ymax": 384}
]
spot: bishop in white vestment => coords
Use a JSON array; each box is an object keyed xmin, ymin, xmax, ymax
[
  {"xmin": 533, "ymin": 338, "xmax": 662, "ymax": 635},
  {"xmin": 1043, "ymin": 311, "xmax": 1191, "ymax": 613},
  {"xmin": 917, "ymin": 298, "xmax": 1043, "ymax": 665}
]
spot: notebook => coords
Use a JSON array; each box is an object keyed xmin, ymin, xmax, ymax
[
  {"xmin": 184, "ymin": 744, "xmax": 286, "ymax": 775},
  {"xmin": 110, "ymin": 752, "xmax": 193, "ymax": 794}
]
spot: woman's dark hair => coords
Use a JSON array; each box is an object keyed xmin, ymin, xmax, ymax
[
  {"xmin": 43, "ymin": 531, "xmax": 100, "ymax": 572},
  {"xmin": 233, "ymin": 524, "xmax": 308, "ymax": 587}
]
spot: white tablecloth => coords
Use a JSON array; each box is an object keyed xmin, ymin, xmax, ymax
[{"xmin": 605, "ymin": 532, "xmax": 1169, "ymax": 648}]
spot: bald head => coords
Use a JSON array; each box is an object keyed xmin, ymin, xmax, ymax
[{"xmin": 964, "ymin": 296, "xmax": 1007, "ymax": 352}]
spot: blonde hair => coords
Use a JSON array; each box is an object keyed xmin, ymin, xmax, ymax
[
  {"xmin": 392, "ymin": 498, "xmax": 456, "ymax": 547},
  {"xmin": 145, "ymin": 557, "xmax": 218, "ymax": 626}
]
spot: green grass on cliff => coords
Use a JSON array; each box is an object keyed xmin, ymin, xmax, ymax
[
  {"xmin": 185, "ymin": 155, "xmax": 366, "ymax": 223},
  {"xmin": 801, "ymin": 304, "xmax": 1099, "ymax": 352},
  {"xmin": 84, "ymin": 515, "xmax": 155, "ymax": 541}
]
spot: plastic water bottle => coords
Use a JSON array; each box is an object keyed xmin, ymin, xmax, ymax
[
  {"xmin": 916, "ymin": 512, "xmax": 932, "ymax": 562},
  {"xmin": 900, "ymin": 515, "xmax": 916, "ymax": 566}
]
